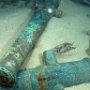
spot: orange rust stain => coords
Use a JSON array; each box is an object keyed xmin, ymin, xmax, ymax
[{"xmin": 38, "ymin": 72, "xmax": 45, "ymax": 90}]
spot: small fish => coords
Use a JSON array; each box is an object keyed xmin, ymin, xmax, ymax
[{"xmin": 54, "ymin": 42, "xmax": 76, "ymax": 54}]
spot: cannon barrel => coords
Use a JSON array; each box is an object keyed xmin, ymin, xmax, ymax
[
  {"xmin": 0, "ymin": 0, "xmax": 61, "ymax": 87},
  {"xmin": 0, "ymin": 9, "xmax": 51, "ymax": 86},
  {"xmin": 0, "ymin": 49, "xmax": 90, "ymax": 90},
  {"xmin": 15, "ymin": 57, "xmax": 90, "ymax": 90}
]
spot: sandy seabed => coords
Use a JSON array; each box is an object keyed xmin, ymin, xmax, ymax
[{"xmin": 0, "ymin": 0, "xmax": 90, "ymax": 90}]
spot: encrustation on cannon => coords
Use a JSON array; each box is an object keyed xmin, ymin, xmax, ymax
[{"xmin": 0, "ymin": 0, "xmax": 61, "ymax": 86}]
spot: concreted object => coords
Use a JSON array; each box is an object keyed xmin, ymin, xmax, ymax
[
  {"xmin": 0, "ymin": 0, "xmax": 61, "ymax": 86},
  {"xmin": 15, "ymin": 57, "xmax": 90, "ymax": 90},
  {"xmin": 0, "ymin": 49, "xmax": 90, "ymax": 90},
  {"xmin": 0, "ymin": 9, "xmax": 51, "ymax": 86}
]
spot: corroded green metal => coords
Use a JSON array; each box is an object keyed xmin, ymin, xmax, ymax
[
  {"xmin": 0, "ymin": 48, "xmax": 90, "ymax": 90},
  {"xmin": 43, "ymin": 42, "xmax": 76, "ymax": 65},
  {"xmin": 0, "ymin": 9, "xmax": 51, "ymax": 86},
  {"xmin": 43, "ymin": 49, "xmax": 58, "ymax": 65},
  {"xmin": 0, "ymin": 0, "xmax": 61, "ymax": 86},
  {"xmin": 0, "ymin": 57, "xmax": 90, "ymax": 90},
  {"xmin": 0, "ymin": 0, "xmax": 90, "ymax": 90},
  {"xmin": 71, "ymin": 0, "xmax": 90, "ymax": 6},
  {"xmin": 0, "ymin": 0, "xmax": 62, "ymax": 17}
]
